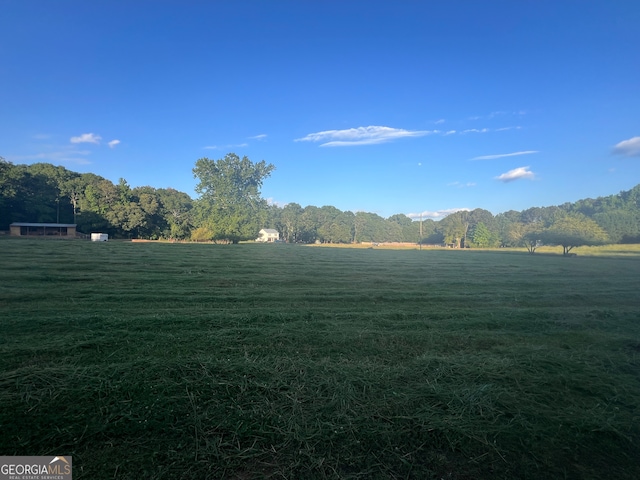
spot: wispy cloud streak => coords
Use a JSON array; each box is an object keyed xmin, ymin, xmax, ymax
[
  {"xmin": 70, "ymin": 133, "xmax": 101, "ymax": 144},
  {"xmin": 472, "ymin": 150, "xmax": 538, "ymax": 161},
  {"xmin": 295, "ymin": 126, "xmax": 438, "ymax": 147},
  {"xmin": 13, "ymin": 148, "xmax": 93, "ymax": 165},
  {"xmin": 406, "ymin": 208, "xmax": 470, "ymax": 220},
  {"xmin": 461, "ymin": 128, "xmax": 490, "ymax": 134},
  {"xmin": 447, "ymin": 181, "xmax": 476, "ymax": 188},
  {"xmin": 204, "ymin": 143, "xmax": 248, "ymax": 150}
]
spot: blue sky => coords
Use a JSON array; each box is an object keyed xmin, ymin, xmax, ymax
[{"xmin": 2, "ymin": 1, "xmax": 639, "ymax": 219}]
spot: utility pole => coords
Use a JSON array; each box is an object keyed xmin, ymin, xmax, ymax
[{"xmin": 419, "ymin": 212, "xmax": 423, "ymax": 251}]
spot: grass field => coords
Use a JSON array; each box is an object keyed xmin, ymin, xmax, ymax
[{"xmin": 1, "ymin": 239, "xmax": 639, "ymax": 479}]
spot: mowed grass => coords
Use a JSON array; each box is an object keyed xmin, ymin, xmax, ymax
[{"xmin": 1, "ymin": 240, "xmax": 639, "ymax": 479}]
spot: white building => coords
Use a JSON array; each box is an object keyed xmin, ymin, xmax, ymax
[{"xmin": 256, "ymin": 228, "xmax": 280, "ymax": 243}]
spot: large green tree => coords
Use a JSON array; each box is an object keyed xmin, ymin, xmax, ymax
[
  {"xmin": 540, "ymin": 214, "xmax": 609, "ymax": 255},
  {"xmin": 193, "ymin": 153, "xmax": 275, "ymax": 243}
]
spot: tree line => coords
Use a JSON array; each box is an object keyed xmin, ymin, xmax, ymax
[
  {"xmin": 1, "ymin": 154, "xmax": 639, "ymax": 252},
  {"xmin": 0, "ymin": 158, "xmax": 192, "ymax": 239}
]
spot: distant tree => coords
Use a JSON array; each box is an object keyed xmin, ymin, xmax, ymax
[
  {"xmin": 27, "ymin": 163, "xmax": 78, "ymax": 223},
  {"xmin": 193, "ymin": 153, "xmax": 275, "ymax": 243},
  {"xmin": 469, "ymin": 222, "xmax": 499, "ymax": 248},
  {"xmin": 330, "ymin": 211, "xmax": 355, "ymax": 243},
  {"xmin": 354, "ymin": 211, "xmax": 389, "ymax": 243},
  {"xmin": 0, "ymin": 157, "xmax": 14, "ymax": 228},
  {"xmin": 130, "ymin": 186, "xmax": 165, "ymax": 238},
  {"xmin": 495, "ymin": 210, "xmax": 521, "ymax": 246},
  {"xmin": 388, "ymin": 213, "xmax": 418, "ymax": 242},
  {"xmin": 416, "ymin": 219, "xmax": 441, "ymax": 244},
  {"xmin": 62, "ymin": 177, "xmax": 86, "ymax": 223},
  {"xmin": 298, "ymin": 205, "xmax": 321, "ymax": 243},
  {"xmin": 82, "ymin": 178, "xmax": 118, "ymax": 216},
  {"xmin": 352, "ymin": 211, "xmax": 366, "ymax": 243},
  {"xmin": 106, "ymin": 202, "xmax": 147, "ymax": 238},
  {"xmin": 315, "ymin": 205, "xmax": 343, "ymax": 243},
  {"xmin": 504, "ymin": 222, "xmax": 544, "ymax": 253},
  {"xmin": 156, "ymin": 188, "xmax": 193, "ymax": 239},
  {"xmin": 190, "ymin": 226, "xmax": 213, "ymax": 242},
  {"xmin": 0, "ymin": 163, "xmax": 59, "ymax": 226},
  {"xmin": 521, "ymin": 225, "xmax": 545, "ymax": 254},
  {"xmin": 593, "ymin": 209, "xmax": 640, "ymax": 243},
  {"xmin": 539, "ymin": 214, "xmax": 609, "ymax": 255},
  {"xmin": 520, "ymin": 206, "xmax": 562, "ymax": 226},
  {"xmin": 439, "ymin": 211, "xmax": 470, "ymax": 247},
  {"xmin": 468, "ymin": 208, "xmax": 496, "ymax": 227},
  {"xmin": 279, "ymin": 202, "xmax": 303, "ymax": 243},
  {"xmin": 117, "ymin": 178, "xmax": 132, "ymax": 205}
]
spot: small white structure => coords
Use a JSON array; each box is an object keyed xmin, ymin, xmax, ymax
[
  {"xmin": 256, "ymin": 228, "xmax": 280, "ymax": 243},
  {"xmin": 91, "ymin": 233, "xmax": 109, "ymax": 242}
]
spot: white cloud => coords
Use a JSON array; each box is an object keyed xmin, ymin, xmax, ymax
[
  {"xmin": 266, "ymin": 197, "xmax": 288, "ymax": 208},
  {"xmin": 461, "ymin": 128, "xmax": 490, "ymax": 134},
  {"xmin": 447, "ymin": 181, "xmax": 476, "ymax": 188},
  {"xmin": 13, "ymin": 148, "xmax": 92, "ymax": 165},
  {"xmin": 249, "ymin": 134, "xmax": 267, "ymax": 140},
  {"xmin": 471, "ymin": 150, "xmax": 538, "ymax": 161},
  {"xmin": 295, "ymin": 126, "xmax": 439, "ymax": 147},
  {"xmin": 612, "ymin": 136, "xmax": 640, "ymax": 157},
  {"xmin": 108, "ymin": 139, "xmax": 121, "ymax": 148},
  {"xmin": 294, "ymin": 123, "xmax": 521, "ymax": 145},
  {"xmin": 70, "ymin": 133, "xmax": 101, "ymax": 144},
  {"xmin": 469, "ymin": 111, "xmax": 526, "ymax": 120},
  {"xmin": 434, "ymin": 119, "xmax": 446, "ymax": 124},
  {"xmin": 495, "ymin": 166, "xmax": 535, "ymax": 182},
  {"xmin": 406, "ymin": 208, "xmax": 470, "ymax": 220},
  {"xmin": 204, "ymin": 143, "xmax": 248, "ymax": 150},
  {"xmin": 33, "ymin": 133, "xmax": 53, "ymax": 140}
]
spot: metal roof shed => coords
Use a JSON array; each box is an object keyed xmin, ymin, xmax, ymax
[{"xmin": 10, "ymin": 223, "xmax": 77, "ymax": 237}]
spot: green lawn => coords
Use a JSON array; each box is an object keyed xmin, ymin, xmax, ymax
[{"xmin": 1, "ymin": 239, "xmax": 639, "ymax": 479}]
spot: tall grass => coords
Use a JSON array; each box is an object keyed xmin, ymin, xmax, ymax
[{"xmin": 1, "ymin": 239, "xmax": 639, "ymax": 479}]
